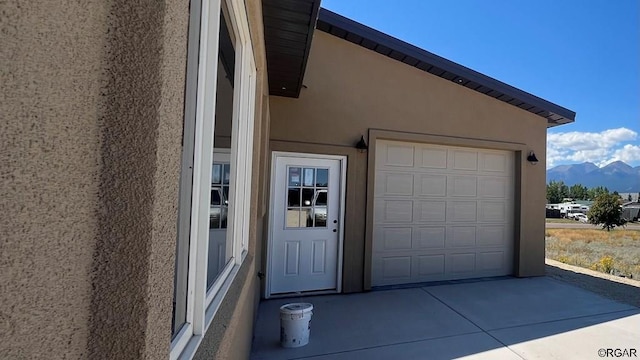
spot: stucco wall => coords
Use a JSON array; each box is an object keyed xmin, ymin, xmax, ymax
[
  {"xmin": 1, "ymin": 1, "xmax": 189, "ymax": 358},
  {"xmin": 269, "ymin": 31, "xmax": 549, "ymax": 285}
]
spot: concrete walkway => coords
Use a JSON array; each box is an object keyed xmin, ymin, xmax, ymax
[{"xmin": 250, "ymin": 277, "xmax": 639, "ymax": 359}]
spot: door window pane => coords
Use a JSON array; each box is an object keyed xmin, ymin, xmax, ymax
[
  {"xmin": 285, "ymin": 166, "xmax": 329, "ymax": 228},
  {"xmin": 303, "ymin": 168, "xmax": 314, "ymax": 186},
  {"xmin": 288, "ymin": 167, "xmax": 301, "ymax": 186},
  {"xmin": 286, "ymin": 208, "xmax": 302, "ymax": 227},
  {"xmin": 302, "ymin": 188, "xmax": 314, "ymax": 207},
  {"xmin": 287, "ymin": 188, "xmax": 300, "ymax": 207},
  {"xmin": 316, "ymin": 169, "xmax": 328, "ymax": 187},
  {"xmin": 211, "ymin": 164, "xmax": 221, "ymax": 184},
  {"xmin": 222, "ymin": 164, "xmax": 230, "ymax": 185}
]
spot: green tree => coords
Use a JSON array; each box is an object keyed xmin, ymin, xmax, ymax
[
  {"xmin": 587, "ymin": 186, "xmax": 609, "ymax": 200},
  {"xmin": 568, "ymin": 184, "xmax": 588, "ymax": 200},
  {"xmin": 546, "ymin": 181, "xmax": 568, "ymax": 203},
  {"xmin": 587, "ymin": 193, "xmax": 626, "ymax": 231}
]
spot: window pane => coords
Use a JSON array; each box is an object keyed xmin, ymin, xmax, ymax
[
  {"xmin": 287, "ymin": 188, "xmax": 300, "ymax": 207},
  {"xmin": 313, "ymin": 189, "xmax": 327, "ymax": 227},
  {"xmin": 210, "ymin": 187, "xmax": 221, "ymax": 205},
  {"xmin": 222, "ymin": 164, "xmax": 230, "ymax": 185},
  {"xmin": 303, "ymin": 168, "xmax": 314, "ymax": 187},
  {"xmin": 314, "ymin": 208, "xmax": 327, "ymax": 227},
  {"xmin": 286, "ymin": 208, "xmax": 301, "ymax": 227},
  {"xmin": 316, "ymin": 168, "xmax": 328, "ymax": 187},
  {"xmin": 209, "ymin": 208, "xmax": 221, "ymax": 229},
  {"xmin": 302, "ymin": 188, "xmax": 314, "ymax": 207},
  {"xmin": 316, "ymin": 190, "xmax": 327, "ymax": 206},
  {"xmin": 207, "ymin": 11, "xmax": 235, "ymax": 291},
  {"xmin": 288, "ymin": 167, "xmax": 301, "ymax": 186},
  {"xmin": 223, "ymin": 186, "xmax": 229, "ymax": 205},
  {"xmin": 211, "ymin": 164, "xmax": 221, "ymax": 184}
]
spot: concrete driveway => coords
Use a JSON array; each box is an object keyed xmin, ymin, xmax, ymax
[{"xmin": 251, "ymin": 277, "xmax": 639, "ymax": 359}]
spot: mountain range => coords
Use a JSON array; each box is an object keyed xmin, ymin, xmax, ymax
[{"xmin": 546, "ymin": 161, "xmax": 640, "ymax": 192}]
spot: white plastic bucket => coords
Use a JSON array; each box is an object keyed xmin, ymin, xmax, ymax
[{"xmin": 279, "ymin": 303, "xmax": 313, "ymax": 348}]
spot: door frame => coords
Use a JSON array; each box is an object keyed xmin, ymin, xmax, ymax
[{"xmin": 266, "ymin": 151, "xmax": 347, "ymax": 298}]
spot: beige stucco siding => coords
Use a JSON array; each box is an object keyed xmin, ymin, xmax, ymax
[
  {"xmin": 270, "ymin": 31, "xmax": 548, "ymax": 287},
  {"xmin": 1, "ymin": 0, "xmax": 190, "ymax": 358},
  {"xmin": 1, "ymin": 1, "xmax": 106, "ymax": 358}
]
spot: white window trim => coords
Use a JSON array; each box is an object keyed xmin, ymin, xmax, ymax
[{"xmin": 171, "ymin": 0, "xmax": 256, "ymax": 358}]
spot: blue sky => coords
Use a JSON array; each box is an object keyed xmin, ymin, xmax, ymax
[{"xmin": 321, "ymin": 0, "xmax": 640, "ymax": 168}]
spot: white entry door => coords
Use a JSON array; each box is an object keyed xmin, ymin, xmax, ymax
[{"xmin": 269, "ymin": 153, "xmax": 345, "ymax": 296}]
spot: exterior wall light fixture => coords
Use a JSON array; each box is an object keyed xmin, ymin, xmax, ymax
[
  {"xmin": 355, "ymin": 135, "xmax": 368, "ymax": 152},
  {"xmin": 527, "ymin": 151, "xmax": 539, "ymax": 165}
]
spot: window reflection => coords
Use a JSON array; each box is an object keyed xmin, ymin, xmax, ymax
[
  {"xmin": 287, "ymin": 188, "xmax": 301, "ymax": 207},
  {"xmin": 316, "ymin": 169, "xmax": 328, "ymax": 186},
  {"xmin": 285, "ymin": 167, "xmax": 329, "ymax": 228},
  {"xmin": 288, "ymin": 167, "xmax": 301, "ymax": 186},
  {"xmin": 206, "ymin": 10, "xmax": 235, "ymax": 291}
]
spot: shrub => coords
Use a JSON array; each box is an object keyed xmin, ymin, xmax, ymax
[{"xmin": 595, "ymin": 255, "xmax": 615, "ymax": 274}]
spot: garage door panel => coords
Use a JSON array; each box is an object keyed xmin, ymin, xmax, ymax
[
  {"xmin": 450, "ymin": 253, "xmax": 476, "ymax": 273},
  {"xmin": 417, "ymin": 174, "xmax": 447, "ymax": 196},
  {"xmin": 449, "ymin": 176, "xmax": 478, "ymax": 197},
  {"xmin": 479, "ymin": 201, "xmax": 507, "ymax": 222},
  {"xmin": 375, "ymin": 199, "xmax": 413, "ymax": 223},
  {"xmin": 477, "ymin": 226, "xmax": 507, "ymax": 247},
  {"xmin": 373, "ymin": 141, "xmax": 514, "ymax": 286},
  {"xmin": 480, "ymin": 152, "xmax": 509, "ymax": 172},
  {"xmin": 416, "ymin": 255, "xmax": 445, "ymax": 276},
  {"xmin": 479, "ymin": 176, "xmax": 509, "ymax": 198},
  {"xmin": 449, "ymin": 201, "xmax": 478, "ymax": 222},
  {"xmin": 452, "ymin": 150, "xmax": 478, "ymax": 171},
  {"xmin": 376, "ymin": 172, "xmax": 415, "ymax": 196},
  {"xmin": 477, "ymin": 251, "xmax": 506, "ymax": 271},
  {"xmin": 374, "ymin": 227, "xmax": 413, "ymax": 251},
  {"xmin": 448, "ymin": 226, "xmax": 476, "ymax": 248},
  {"xmin": 380, "ymin": 256, "xmax": 412, "ymax": 279},
  {"xmin": 416, "ymin": 200, "xmax": 447, "ymax": 222},
  {"xmin": 419, "ymin": 148, "xmax": 448, "ymax": 169},
  {"xmin": 380, "ymin": 143, "xmax": 415, "ymax": 167},
  {"xmin": 415, "ymin": 227, "xmax": 446, "ymax": 249}
]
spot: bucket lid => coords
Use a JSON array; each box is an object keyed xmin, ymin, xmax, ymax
[{"xmin": 280, "ymin": 303, "xmax": 313, "ymax": 314}]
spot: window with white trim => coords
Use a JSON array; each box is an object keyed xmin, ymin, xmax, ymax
[{"xmin": 171, "ymin": 0, "xmax": 256, "ymax": 358}]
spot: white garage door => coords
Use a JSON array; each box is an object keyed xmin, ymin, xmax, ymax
[{"xmin": 372, "ymin": 140, "xmax": 514, "ymax": 286}]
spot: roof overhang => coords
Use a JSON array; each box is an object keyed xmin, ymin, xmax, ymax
[
  {"xmin": 262, "ymin": 0, "xmax": 321, "ymax": 97},
  {"xmin": 262, "ymin": 4, "xmax": 576, "ymax": 127}
]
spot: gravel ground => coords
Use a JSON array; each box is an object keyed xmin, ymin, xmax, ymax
[{"xmin": 545, "ymin": 258, "xmax": 640, "ymax": 308}]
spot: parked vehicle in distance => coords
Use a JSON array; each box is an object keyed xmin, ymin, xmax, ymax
[
  {"xmin": 574, "ymin": 213, "xmax": 588, "ymax": 223},
  {"xmin": 210, "ymin": 186, "xmax": 228, "ymax": 228}
]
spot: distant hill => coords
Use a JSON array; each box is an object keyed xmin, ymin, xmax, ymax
[{"xmin": 547, "ymin": 161, "xmax": 640, "ymax": 192}]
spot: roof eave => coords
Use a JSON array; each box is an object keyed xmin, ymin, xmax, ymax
[{"xmin": 262, "ymin": 0, "xmax": 321, "ymax": 98}]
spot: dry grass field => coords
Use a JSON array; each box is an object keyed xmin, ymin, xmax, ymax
[{"xmin": 546, "ymin": 228, "xmax": 640, "ymax": 279}]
